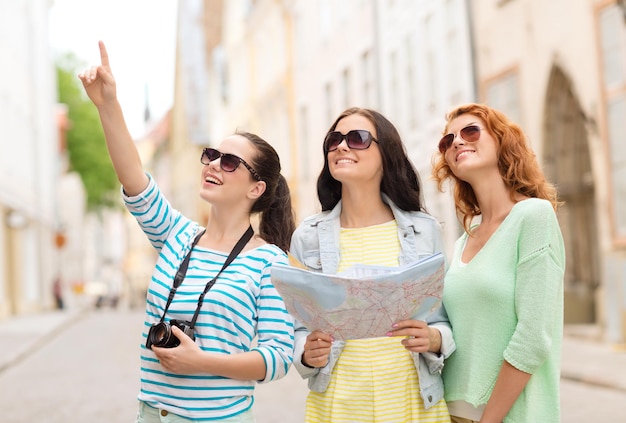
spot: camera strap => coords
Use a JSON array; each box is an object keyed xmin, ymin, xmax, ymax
[
  {"xmin": 158, "ymin": 225, "xmax": 254, "ymax": 326},
  {"xmin": 158, "ymin": 228, "xmax": 207, "ymax": 323},
  {"xmin": 188, "ymin": 225, "xmax": 254, "ymax": 329}
]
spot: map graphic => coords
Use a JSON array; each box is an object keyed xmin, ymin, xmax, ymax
[{"xmin": 271, "ymin": 253, "xmax": 445, "ymax": 341}]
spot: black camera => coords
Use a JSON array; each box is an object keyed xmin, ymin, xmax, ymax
[{"xmin": 146, "ymin": 319, "xmax": 195, "ymax": 349}]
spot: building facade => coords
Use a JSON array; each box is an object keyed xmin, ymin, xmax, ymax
[
  {"xmin": 470, "ymin": 0, "xmax": 626, "ymax": 341},
  {"xmin": 0, "ymin": 0, "xmax": 61, "ymax": 318},
  {"xmin": 192, "ymin": 0, "xmax": 475, "ymax": 239},
  {"xmin": 289, "ymin": 0, "xmax": 475, "ymax": 244},
  {"xmin": 173, "ymin": 0, "xmax": 626, "ymax": 342}
]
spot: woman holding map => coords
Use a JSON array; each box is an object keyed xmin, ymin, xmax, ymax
[
  {"xmin": 290, "ymin": 107, "xmax": 455, "ymax": 422},
  {"xmin": 432, "ymin": 103, "xmax": 565, "ymax": 422}
]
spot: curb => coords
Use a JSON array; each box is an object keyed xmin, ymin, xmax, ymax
[
  {"xmin": 561, "ymin": 370, "xmax": 626, "ymax": 393},
  {"xmin": 0, "ymin": 308, "xmax": 90, "ymax": 374}
]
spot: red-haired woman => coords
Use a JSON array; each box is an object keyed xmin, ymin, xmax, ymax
[{"xmin": 433, "ymin": 103, "xmax": 566, "ymax": 423}]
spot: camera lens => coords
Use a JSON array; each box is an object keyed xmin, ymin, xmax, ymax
[
  {"xmin": 153, "ymin": 324, "xmax": 168, "ymax": 342},
  {"xmin": 147, "ymin": 322, "xmax": 173, "ymax": 348}
]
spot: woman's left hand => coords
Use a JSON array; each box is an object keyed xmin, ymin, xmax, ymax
[
  {"xmin": 387, "ymin": 319, "xmax": 441, "ymax": 353},
  {"xmin": 152, "ymin": 326, "xmax": 205, "ymax": 374}
]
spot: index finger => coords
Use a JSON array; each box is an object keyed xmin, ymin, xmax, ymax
[
  {"xmin": 392, "ymin": 319, "xmax": 427, "ymax": 330},
  {"xmin": 98, "ymin": 40, "xmax": 110, "ymax": 68},
  {"xmin": 308, "ymin": 330, "xmax": 333, "ymax": 342}
]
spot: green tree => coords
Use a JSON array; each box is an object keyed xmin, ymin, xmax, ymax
[{"xmin": 56, "ymin": 53, "xmax": 119, "ymax": 210}]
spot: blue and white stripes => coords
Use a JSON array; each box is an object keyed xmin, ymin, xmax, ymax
[{"xmin": 124, "ymin": 176, "xmax": 294, "ymax": 421}]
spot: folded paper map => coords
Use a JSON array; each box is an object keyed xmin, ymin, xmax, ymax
[{"xmin": 271, "ymin": 253, "xmax": 445, "ymax": 340}]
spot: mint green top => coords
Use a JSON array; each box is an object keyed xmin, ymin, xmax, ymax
[{"xmin": 442, "ymin": 198, "xmax": 565, "ymax": 423}]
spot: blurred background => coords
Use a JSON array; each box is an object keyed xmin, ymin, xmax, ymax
[{"xmin": 1, "ymin": 0, "xmax": 626, "ymax": 359}]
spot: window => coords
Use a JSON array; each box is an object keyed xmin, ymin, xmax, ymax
[
  {"xmin": 600, "ymin": 5, "xmax": 625, "ymax": 88},
  {"xmin": 342, "ymin": 68, "xmax": 351, "ymax": 109},
  {"xmin": 361, "ymin": 51, "xmax": 374, "ymax": 108},
  {"xmin": 319, "ymin": 0, "xmax": 332, "ymax": 39},
  {"xmin": 599, "ymin": 3, "xmax": 626, "ymax": 240},
  {"xmin": 406, "ymin": 36, "xmax": 417, "ymax": 128},
  {"xmin": 325, "ymin": 82, "xmax": 333, "ymax": 125},
  {"xmin": 484, "ymin": 71, "xmax": 521, "ymax": 125},
  {"xmin": 424, "ymin": 14, "xmax": 438, "ymax": 112},
  {"xmin": 299, "ymin": 106, "xmax": 310, "ymax": 179},
  {"xmin": 390, "ymin": 51, "xmax": 399, "ymax": 119}
]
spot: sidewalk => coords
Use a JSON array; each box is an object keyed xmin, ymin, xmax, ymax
[
  {"xmin": 560, "ymin": 324, "xmax": 626, "ymax": 392},
  {"xmin": 0, "ymin": 307, "xmax": 88, "ymax": 374},
  {"xmin": 1, "ymin": 310, "xmax": 625, "ymax": 393}
]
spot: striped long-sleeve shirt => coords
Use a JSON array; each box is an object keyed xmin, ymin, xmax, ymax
[{"xmin": 124, "ymin": 176, "xmax": 294, "ymax": 421}]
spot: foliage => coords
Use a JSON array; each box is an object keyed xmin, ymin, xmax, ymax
[{"xmin": 56, "ymin": 53, "xmax": 119, "ymax": 210}]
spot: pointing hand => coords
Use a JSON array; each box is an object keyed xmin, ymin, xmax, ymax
[{"xmin": 77, "ymin": 41, "xmax": 117, "ymax": 107}]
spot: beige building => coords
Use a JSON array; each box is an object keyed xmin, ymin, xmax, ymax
[
  {"xmin": 0, "ymin": 0, "xmax": 62, "ymax": 318},
  {"xmin": 122, "ymin": 112, "xmax": 171, "ymax": 308},
  {"xmin": 469, "ymin": 0, "xmax": 626, "ymax": 341},
  {"xmin": 171, "ymin": 0, "xmax": 626, "ymax": 342},
  {"xmin": 172, "ymin": 0, "xmax": 299, "ymax": 222},
  {"xmin": 191, "ymin": 0, "xmax": 475, "ymax": 229},
  {"xmin": 173, "ymin": 0, "xmax": 473, "ymax": 261},
  {"xmin": 0, "ymin": 1, "xmax": 143, "ymax": 319},
  {"xmin": 289, "ymin": 0, "xmax": 475, "ymax": 244}
]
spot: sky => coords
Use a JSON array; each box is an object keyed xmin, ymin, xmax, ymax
[{"xmin": 48, "ymin": 0, "xmax": 178, "ymax": 138}]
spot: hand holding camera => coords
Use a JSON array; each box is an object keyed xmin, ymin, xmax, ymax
[
  {"xmin": 150, "ymin": 323, "xmax": 208, "ymax": 375},
  {"xmin": 146, "ymin": 319, "xmax": 195, "ymax": 349}
]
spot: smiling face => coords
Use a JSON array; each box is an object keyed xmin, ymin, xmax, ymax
[
  {"xmin": 443, "ymin": 113, "xmax": 500, "ymax": 183},
  {"xmin": 199, "ymin": 134, "xmax": 265, "ymax": 207},
  {"xmin": 327, "ymin": 113, "xmax": 383, "ymax": 188}
]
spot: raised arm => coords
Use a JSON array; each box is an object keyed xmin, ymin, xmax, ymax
[{"xmin": 78, "ymin": 41, "xmax": 148, "ymax": 196}]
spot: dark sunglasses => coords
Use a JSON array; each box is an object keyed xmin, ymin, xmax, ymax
[
  {"xmin": 324, "ymin": 130, "xmax": 379, "ymax": 152},
  {"xmin": 200, "ymin": 147, "xmax": 262, "ymax": 181},
  {"xmin": 438, "ymin": 124, "xmax": 483, "ymax": 154}
]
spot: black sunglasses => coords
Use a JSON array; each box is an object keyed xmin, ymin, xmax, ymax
[
  {"xmin": 324, "ymin": 130, "xmax": 379, "ymax": 152},
  {"xmin": 438, "ymin": 124, "xmax": 483, "ymax": 154},
  {"xmin": 200, "ymin": 148, "xmax": 262, "ymax": 181}
]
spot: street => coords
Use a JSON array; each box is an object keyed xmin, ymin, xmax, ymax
[
  {"xmin": 560, "ymin": 379, "xmax": 626, "ymax": 422},
  {"xmin": 0, "ymin": 309, "xmax": 624, "ymax": 422},
  {"xmin": 0, "ymin": 309, "xmax": 307, "ymax": 423}
]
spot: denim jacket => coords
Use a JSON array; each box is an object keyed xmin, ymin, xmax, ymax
[{"xmin": 290, "ymin": 195, "xmax": 456, "ymax": 409}]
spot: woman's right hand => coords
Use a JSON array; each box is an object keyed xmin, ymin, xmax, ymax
[
  {"xmin": 302, "ymin": 330, "xmax": 333, "ymax": 368},
  {"xmin": 78, "ymin": 41, "xmax": 117, "ymax": 108}
]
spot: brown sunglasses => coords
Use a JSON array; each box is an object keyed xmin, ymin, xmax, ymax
[{"xmin": 438, "ymin": 124, "xmax": 482, "ymax": 153}]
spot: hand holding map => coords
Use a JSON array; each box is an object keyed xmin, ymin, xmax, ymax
[{"xmin": 271, "ymin": 253, "xmax": 445, "ymax": 341}]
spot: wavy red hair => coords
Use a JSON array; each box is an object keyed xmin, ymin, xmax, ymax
[{"xmin": 432, "ymin": 103, "xmax": 560, "ymax": 233}]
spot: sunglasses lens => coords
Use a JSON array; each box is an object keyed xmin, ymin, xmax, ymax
[
  {"xmin": 325, "ymin": 130, "xmax": 375, "ymax": 152},
  {"xmin": 438, "ymin": 125, "xmax": 482, "ymax": 153},
  {"xmin": 202, "ymin": 148, "xmax": 218, "ymax": 164},
  {"xmin": 201, "ymin": 148, "xmax": 238, "ymax": 172},
  {"xmin": 438, "ymin": 134, "xmax": 454, "ymax": 153},
  {"xmin": 346, "ymin": 130, "xmax": 371, "ymax": 150},
  {"xmin": 324, "ymin": 132, "xmax": 342, "ymax": 152},
  {"xmin": 460, "ymin": 125, "xmax": 481, "ymax": 142},
  {"xmin": 220, "ymin": 154, "xmax": 240, "ymax": 172}
]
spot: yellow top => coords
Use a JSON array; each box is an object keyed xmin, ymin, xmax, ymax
[{"xmin": 305, "ymin": 220, "xmax": 450, "ymax": 423}]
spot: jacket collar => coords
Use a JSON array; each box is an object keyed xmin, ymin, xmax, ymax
[{"xmin": 312, "ymin": 194, "xmax": 416, "ymax": 230}]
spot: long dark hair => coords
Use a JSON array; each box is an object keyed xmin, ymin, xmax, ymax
[
  {"xmin": 237, "ymin": 131, "xmax": 295, "ymax": 251},
  {"xmin": 317, "ymin": 107, "xmax": 424, "ymax": 212}
]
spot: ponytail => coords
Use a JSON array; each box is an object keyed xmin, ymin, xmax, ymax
[
  {"xmin": 237, "ymin": 131, "xmax": 296, "ymax": 251},
  {"xmin": 258, "ymin": 174, "xmax": 295, "ymax": 251}
]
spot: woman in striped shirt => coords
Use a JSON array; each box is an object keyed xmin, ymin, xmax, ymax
[
  {"xmin": 80, "ymin": 41, "xmax": 295, "ymax": 422},
  {"xmin": 290, "ymin": 107, "xmax": 455, "ymax": 422}
]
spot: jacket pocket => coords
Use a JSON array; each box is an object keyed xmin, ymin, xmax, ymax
[{"xmin": 302, "ymin": 253, "xmax": 322, "ymax": 271}]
